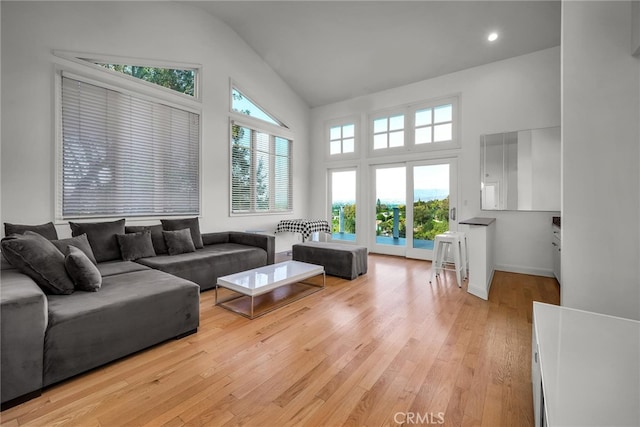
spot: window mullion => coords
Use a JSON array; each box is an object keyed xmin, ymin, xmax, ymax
[
  {"xmin": 250, "ymin": 129, "xmax": 257, "ymax": 212},
  {"xmin": 270, "ymin": 135, "xmax": 276, "ymax": 210}
]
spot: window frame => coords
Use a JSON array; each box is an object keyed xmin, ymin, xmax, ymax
[
  {"xmin": 326, "ymin": 166, "xmax": 359, "ymax": 243},
  {"xmin": 54, "ymin": 50, "xmax": 202, "ymax": 102},
  {"xmin": 229, "ymin": 116, "xmax": 294, "ymax": 216},
  {"xmin": 325, "ymin": 116, "xmax": 360, "ymax": 160},
  {"xmin": 54, "ymin": 65, "xmax": 203, "ymax": 222},
  {"xmin": 368, "ymin": 95, "xmax": 460, "ymax": 157},
  {"xmin": 228, "ymin": 81, "xmax": 293, "ymax": 216}
]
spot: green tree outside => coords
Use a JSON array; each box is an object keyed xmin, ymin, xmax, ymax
[{"xmin": 98, "ymin": 64, "xmax": 195, "ymax": 96}]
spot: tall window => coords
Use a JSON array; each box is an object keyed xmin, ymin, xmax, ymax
[
  {"xmin": 231, "ymin": 122, "xmax": 292, "ymax": 214},
  {"xmin": 230, "ymin": 84, "xmax": 292, "ymax": 214},
  {"xmin": 60, "ymin": 74, "xmax": 200, "ymax": 218},
  {"xmin": 330, "ymin": 169, "xmax": 357, "ymax": 241}
]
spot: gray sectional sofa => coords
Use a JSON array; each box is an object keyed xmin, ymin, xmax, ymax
[{"xmin": 0, "ymin": 220, "xmax": 274, "ymax": 409}]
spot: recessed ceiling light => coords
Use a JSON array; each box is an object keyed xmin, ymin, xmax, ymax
[{"xmin": 488, "ymin": 32, "xmax": 499, "ymax": 42}]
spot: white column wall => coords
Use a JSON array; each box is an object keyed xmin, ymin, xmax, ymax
[
  {"xmin": 562, "ymin": 1, "xmax": 640, "ymax": 319},
  {"xmin": 0, "ymin": 1, "xmax": 310, "ymax": 252},
  {"xmin": 310, "ymin": 47, "xmax": 561, "ymax": 276}
]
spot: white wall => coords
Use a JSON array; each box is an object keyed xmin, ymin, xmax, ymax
[
  {"xmin": 562, "ymin": 1, "xmax": 640, "ymax": 320},
  {"xmin": 0, "ymin": 1, "xmax": 310, "ymax": 252},
  {"xmin": 309, "ymin": 47, "xmax": 561, "ymax": 276}
]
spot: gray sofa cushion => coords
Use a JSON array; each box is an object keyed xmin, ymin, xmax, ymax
[
  {"xmin": 125, "ymin": 224, "xmax": 168, "ymax": 255},
  {"xmin": 163, "ymin": 229, "xmax": 196, "ymax": 255},
  {"xmin": 116, "ymin": 231, "xmax": 156, "ymax": 261},
  {"xmin": 4, "ymin": 221, "xmax": 58, "ymax": 240},
  {"xmin": 135, "ymin": 243, "xmax": 268, "ymax": 291},
  {"xmin": 96, "ymin": 260, "xmax": 150, "ymax": 277},
  {"xmin": 69, "ymin": 219, "xmax": 125, "ymax": 263},
  {"xmin": 65, "ymin": 246, "xmax": 101, "ymax": 292},
  {"xmin": 1, "ymin": 232, "xmax": 75, "ymax": 295},
  {"xmin": 161, "ymin": 218, "xmax": 203, "ymax": 249},
  {"xmin": 43, "ymin": 269, "xmax": 199, "ymax": 387},
  {"xmin": 52, "ymin": 233, "xmax": 97, "ymax": 265}
]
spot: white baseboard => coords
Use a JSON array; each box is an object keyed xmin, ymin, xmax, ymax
[
  {"xmin": 494, "ymin": 264, "xmax": 554, "ymax": 278},
  {"xmin": 466, "ymin": 268, "xmax": 494, "ymax": 301}
]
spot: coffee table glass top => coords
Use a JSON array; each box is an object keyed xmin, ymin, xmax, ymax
[{"xmin": 217, "ymin": 260, "xmax": 324, "ymax": 296}]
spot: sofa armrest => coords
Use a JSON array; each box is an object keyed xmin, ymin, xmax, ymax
[
  {"xmin": 228, "ymin": 232, "xmax": 275, "ymax": 265},
  {"xmin": 1, "ymin": 270, "xmax": 47, "ymax": 406}
]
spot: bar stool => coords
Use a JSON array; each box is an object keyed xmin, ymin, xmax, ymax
[
  {"xmin": 443, "ymin": 230, "xmax": 468, "ymax": 280},
  {"xmin": 429, "ymin": 232, "xmax": 466, "ymax": 287}
]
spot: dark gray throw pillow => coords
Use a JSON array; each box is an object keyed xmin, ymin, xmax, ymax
[
  {"xmin": 116, "ymin": 231, "xmax": 156, "ymax": 261},
  {"xmin": 4, "ymin": 221, "xmax": 58, "ymax": 240},
  {"xmin": 1, "ymin": 231, "xmax": 74, "ymax": 295},
  {"xmin": 52, "ymin": 233, "xmax": 98, "ymax": 265},
  {"xmin": 162, "ymin": 229, "xmax": 196, "ymax": 255},
  {"xmin": 161, "ymin": 218, "xmax": 203, "ymax": 249},
  {"xmin": 125, "ymin": 224, "xmax": 168, "ymax": 255},
  {"xmin": 69, "ymin": 219, "xmax": 125, "ymax": 263},
  {"xmin": 65, "ymin": 246, "xmax": 102, "ymax": 292}
]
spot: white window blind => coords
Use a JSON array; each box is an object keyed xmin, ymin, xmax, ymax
[
  {"xmin": 60, "ymin": 75, "xmax": 200, "ymax": 218},
  {"xmin": 231, "ymin": 121, "xmax": 292, "ymax": 214}
]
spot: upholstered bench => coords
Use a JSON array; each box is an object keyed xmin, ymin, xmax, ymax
[{"xmin": 292, "ymin": 241, "xmax": 367, "ymax": 280}]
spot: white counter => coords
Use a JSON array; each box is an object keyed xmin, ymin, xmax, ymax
[
  {"xmin": 532, "ymin": 302, "xmax": 640, "ymax": 427},
  {"xmin": 459, "ymin": 217, "xmax": 495, "ymax": 300}
]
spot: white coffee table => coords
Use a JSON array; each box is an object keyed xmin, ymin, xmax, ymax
[{"xmin": 215, "ymin": 261, "xmax": 325, "ymax": 319}]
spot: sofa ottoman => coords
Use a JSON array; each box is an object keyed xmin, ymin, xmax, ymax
[{"xmin": 292, "ymin": 241, "xmax": 368, "ymax": 280}]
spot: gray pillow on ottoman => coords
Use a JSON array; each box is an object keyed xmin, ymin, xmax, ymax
[
  {"xmin": 0, "ymin": 231, "xmax": 74, "ymax": 295},
  {"xmin": 65, "ymin": 246, "xmax": 102, "ymax": 292},
  {"xmin": 161, "ymin": 218, "xmax": 203, "ymax": 249},
  {"xmin": 116, "ymin": 231, "xmax": 156, "ymax": 261},
  {"xmin": 4, "ymin": 221, "xmax": 58, "ymax": 240},
  {"xmin": 69, "ymin": 219, "xmax": 125, "ymax": 263},
  {"xmin": 163, "ymin": 229, "xmax": 196, "ymax": 255},
  {"xmin": 52, "ymin": 233, "xmax": 98, "ymax": 265}
]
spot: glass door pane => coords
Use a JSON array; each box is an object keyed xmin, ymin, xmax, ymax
[
  {"xmin": 374, "ymin": 166, "xmax": 406, "ymax": 253},
  {"xmin": 330, "ymin": 170, "xmax": 356, "ymax": 241},
  {"xmin": 406, "ymin": 159, "xmax": 457, "ymax": 260},
  {"xmin": 412, "ymin": 164, "xmax": 450, "ymax": 250}
]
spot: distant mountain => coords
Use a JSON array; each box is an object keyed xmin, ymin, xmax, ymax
[
  {"xmin": 413, "ymin": 188, "xmax": 449, "ymax": 202},
  {"xmin": 333, "ymin": 188, "xmax": 448, "ymax": 206}
]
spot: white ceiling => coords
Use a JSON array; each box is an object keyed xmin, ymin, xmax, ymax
[{"xmin": 190, "ymin": 1, "xmax": 561, "ymax": 108}]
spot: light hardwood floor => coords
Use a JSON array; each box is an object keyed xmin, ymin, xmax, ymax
[{"xmin": 1, "ymin": 254, "xmax": 559, "ymax": 427}]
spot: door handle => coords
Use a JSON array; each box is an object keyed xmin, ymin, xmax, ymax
[{"xmin": 450, "ymin": 207, "xmax": 456, "ymax": 221}]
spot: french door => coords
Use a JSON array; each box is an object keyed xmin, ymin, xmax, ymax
[{"xmin": 371, "ymin": 158, "xmax": 457, "ymax": 260}]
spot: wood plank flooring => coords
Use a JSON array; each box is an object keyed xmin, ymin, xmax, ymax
[{"xmin": 0, "ymin": 254, "xmax": 559, "ymax": 427}]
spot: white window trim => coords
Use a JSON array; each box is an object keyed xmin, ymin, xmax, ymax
[
  {"xmin": 368, "ymin": 94, "xmax": 461, "ymax": 157},
  {"xmin": 325, "ymin": 115, "xmax": 360, "ymax": 161},
  {"xmin": 229, "ymin": 117, "xmax": 294, "ymax": 216},
  {"xmin": 53, "ymin": 50, "xmax": 202, "ymax": 104},
  {"xmin": 53, "ymin": 67, "xmax": 203, "ymax": 222}
]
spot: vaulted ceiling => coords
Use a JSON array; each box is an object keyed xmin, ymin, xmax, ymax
[{"xmin": 191, "ymin": 1, "xmax": 561, "ymax": 108}]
